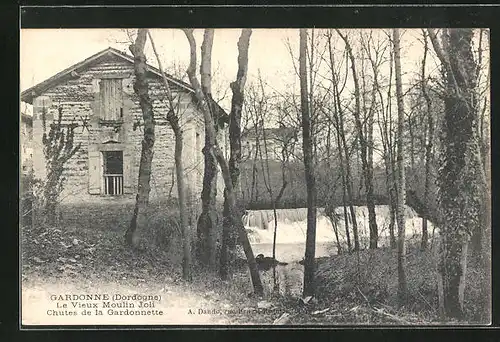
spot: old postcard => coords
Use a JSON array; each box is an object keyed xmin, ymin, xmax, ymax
[{"xmin": 20, "ymin": 27, "xmax": 491, "ymax": 326}]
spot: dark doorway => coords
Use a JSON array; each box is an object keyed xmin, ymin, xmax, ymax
[{"xmin": 103, "ymin": 151, "xmax": 123, "ymax": 195}]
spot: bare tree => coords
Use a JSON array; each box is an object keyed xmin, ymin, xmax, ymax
[
  {"xmin": 366, "ymin": 30, "xmax": 397, "ymax": 249},
  {"xmin": 148, "ymin": 31, "xmax": 192, "ymax": 281},
  {"xmin": 325, "ymin": 30, "xmax": 359, "ymax": 251},
  {"xmin": 337, "ymin": 29, "xmax": 379, "ymax": 249},
  {"xmin": 300, "ymin": 28, "xmax": 317, "ymax": 298},
  {"xmin": 220, "ymin": 28, "xmax": 253, "ymax": 280},
  {"xmin": 393, "ymin": 28, "xmax": 408, "ymax": 305},
  {"xmin": 256, "ymin": 82, "xmax": 291, "ymax": 291},
  {"xmin": 183, "ymin": 29, "xmax": 264, "ymax": 296},
  {"xmin": 420, "ymin": 29, "xmax": 435, "ymax": 250},
  {"xmin": 194, "ymin": 29, "xmax": 219, "ymax": 270},
  {"xmin": 125, "ymin": 29, "xmax": 156, "ymax": 247}
]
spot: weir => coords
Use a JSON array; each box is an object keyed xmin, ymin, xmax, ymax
[
  {"xmin": 239, "ymin": 205, "xmax": 437, "ymax": 297},
  {"xmin": 243, "ymin": 205, "xmax": 436, "ymax": 249}
]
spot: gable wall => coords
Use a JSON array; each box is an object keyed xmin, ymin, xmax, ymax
[{"xmin": 31, "ymin": 55, "xmax": 204, "ymax": 206}]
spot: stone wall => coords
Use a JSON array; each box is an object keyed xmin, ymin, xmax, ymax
[{"xmin": 31, "ymin": 54, "xmax": 205, "ymax": 206}]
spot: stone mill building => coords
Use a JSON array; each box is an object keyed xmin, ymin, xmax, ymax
[{"xmin": 20, "ymin": 47, "xmax": 228, "ymax": 206}]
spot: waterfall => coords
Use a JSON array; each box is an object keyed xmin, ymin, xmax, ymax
[{"xmin": 243, "ymin": 205, "xmax": 436, "ymax": 247}]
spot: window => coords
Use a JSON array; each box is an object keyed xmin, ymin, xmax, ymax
[
  {"xmin": 99, "ymin": 79, "xmax": 123, "ymax": 121},
  {"xmin": 103, "ymin": 151, "xmax": 123, "ymax": 195}
]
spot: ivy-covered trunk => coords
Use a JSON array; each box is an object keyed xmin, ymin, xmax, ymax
[{"xmin": 428, "ymin": 28, "xmax": 484, "ymax": 320}]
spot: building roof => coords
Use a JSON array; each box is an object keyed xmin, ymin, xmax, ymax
[
  {"xmin": 20, "ymin": 47, "xmax": 228, "ymax": 122},
  {"xmin": 242, "ymin": 126, "xmax": 298, "ymax": 142}
]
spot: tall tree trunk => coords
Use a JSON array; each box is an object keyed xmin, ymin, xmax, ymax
[
  {"xmin": 183, "ymin": 29, "xmax": 264, "ymax": 296},
  {"xmin": 220, "ymin": 28, "xmax": 252, "ymax": 280},
  {"xmin": 148, "ymin": 31, "xmax": 191, "ymax": 280},
  {"xmin": 250, "ymin": 123, "xmax": 261, "ymax": 203},
  {"xmin": 420, "ymin": 30, "xmax": 434, "ymax": 250},
  {"xmin": 382, "ymin": 47, "xmax": 397, "ymax": 249},
  {"xmin": 195, "ymin": 29, "xmax": 219, "ymax": 270},
  {"xmin": 215, "ymin": 147, "xmax": 264, "ymax": 296},
  {"xmin": 250, "ymin": 159, "xmax": 258, "ymax": 202},
  {"xmin": 428, "ymin": 28, "xmax": 484, "ymax": 320},
  {"xmin": 175, "ymin": 132, "xmax": 191, "ymax": 280},
  {"xmin": 471, "ymin": 29, "xmax": 489, "ymax": 258},
  {"xmin": 393, "ymin": 28, "xmax": 408, "ymax": 305},
  {"xmin": 327, "ymin": 32, "xmax": 358, "ymax": 251},
  {"xmin": 386, "ymin": 155, "xmax": 397, "ymax": 249},
  {"xmin": 300, "ymin": 29, "xmax": 317, "ymax": 298},
  {"xmin": 337, "ymin": 30, "xmax": 378, "ymax": 249},
  {"xmin": 363, "ymin": 34, "xmax": 397, "ymax": 250},
  {"xmin": 125, "ymin": 29, "xmax": 156, "ymax": 247},
  {"xmin": 337, "ymin": 130, "xmax": 352, "ymax": 253},
  {"xmin": 341, "ymin": 122, "xmax": 359, "ymax": 251},
  {"xmin": 259, "ymin": 119, "xmax": 284, "ymax": 291}
]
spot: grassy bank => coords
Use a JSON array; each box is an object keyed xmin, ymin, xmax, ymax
[{"xmin": 21, "ymin": 202, "xmax": 489, "ymax": 325}]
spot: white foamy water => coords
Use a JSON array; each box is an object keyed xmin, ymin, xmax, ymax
[
  {"xmin": 244, "ymin": 205, "xmax": 436, "ymax": 249},
  {"xmin": 240, "ymin": 205, "xmax": 437, "ymax": 297}
]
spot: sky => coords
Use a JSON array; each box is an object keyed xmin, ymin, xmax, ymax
[
  {"xmin": 20, "ymin": 29, "xmax": 300, "ymax": 100},
  {"xmin": 20, "ymin": 28, "xmax": 489, "ymax": 166},
  {"xmin": 20, "ymin": 28, "xmax": 446, "ymax": 113}
]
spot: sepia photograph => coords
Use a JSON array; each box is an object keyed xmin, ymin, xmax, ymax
[{"xmin": 19, "ymin": 27, "xmax": 491, "ymax": 326}]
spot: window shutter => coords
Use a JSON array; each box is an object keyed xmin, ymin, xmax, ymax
[
  {"xmin": 123, "ymin": 149, "xmax": 134, "ymax": 194},
  {"xmin": 91, "ymin": 79, "xmax": 101, "ymax": 118},
  {"xmin": 100, "ymin": 79, "xmax": 123, "ymax": 121},
  {"xmin": 88, "ymin": 150, "xmax": 102, "ymax": 194}
]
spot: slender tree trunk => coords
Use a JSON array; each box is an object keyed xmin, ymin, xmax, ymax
[
  {"xmin": 342, "ymin": 131, "xmax": 359, "ymax": 251},
  {"xmin": 175, "ymin": 134, "xmax": 191, "ymax": 280},
  {"xmin": 259, "ymin": 121, "xmax": 278, "ymax": 290},
  {"xmin": 471, "ymin": 29, "xmax": 489, "ymax": 258},
  {"xmin": 300, "ymin": 29, "xmax": 317, "ymax": 298},
  {"xmin": 383, "ymin": 47, "xmax": 397, "ymax": 249},
  {"xmin": 408, "ymin": 114, "xmax": 416, "ymax": 171},
  {"xmin": 220, "ymin": 28, "xmax": 252, "ymax": 280},
  {"xmin": 327, "ymin": 33, "xmax": 359, "ymax": 251},
  {"xmin": 183, "ymin": 29, "xmax": 264, "ymax": 296},
  {"xmin": 337, "ymin": 30, "xmax": 378, "ymax": 249},
  {"xmin": 215, "ymin": 149, "xmax": 264, "ymax": 296},
  {"xmin": 148, "ymin": 31, "xmax": 191, "ymax": 280},
  {"xmin": 386, "ymin": 156, "xmax": 397, "ymax": 249},
  {"xmin": 195, "ymin": 29, "xmax": 219, "ymax": 270},
  {"xmin": 421, "ymin": 30, "xmax": 434, "ymax": 250},
  {"xmin": 337, "ymin": 131, "xmax": 352, "ymax": 252},
  {"xmin": 393, "ymin": 28, "xmax": 408, "ymax": 306},
  {"xmin": 125, "ymin": 29, "xmax": 156, "ymax": 247},
  {"xmin": 250, "ymin": 125, "xmax": 261, "ymax": 203}
]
